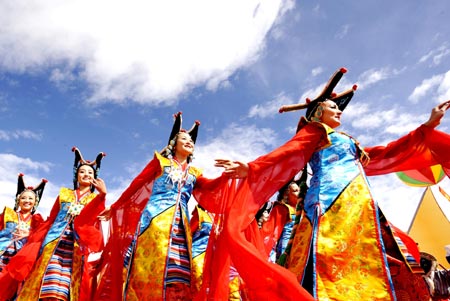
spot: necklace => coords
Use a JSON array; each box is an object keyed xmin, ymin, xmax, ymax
[
  {"xmin": 16, "ymin": 212, "xmax": 32, "ymax": 232},
  {"xmin": 167, "ymin": 157, "xmax": 190, "ymax": 187},
  {"xmin": 66, "ymin": 189, "xmax": 89, "ymax": 220}
]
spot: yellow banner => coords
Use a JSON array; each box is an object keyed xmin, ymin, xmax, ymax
[{"xmin": 408, "ymin": 187, "xmax": 450, "ymax": 268}]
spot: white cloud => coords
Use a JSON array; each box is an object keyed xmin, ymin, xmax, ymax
[
  {"xmin": 346, "ymin": 102, "xmax": 428, "ymax": 146},
  {"xmin": 195, "ymin": 123, "xmax": 280, "ymax": 178},
  {"xmin": 0, "ymin": 129, "xmax": 43, "ymax": 141},
  {"xmin": 248, "ymin": 92, "xmax": 294, "ymax": 118},
  {"xmin": 436, "ymin": 70, "xmax": 450, "ymax": 102},
  {"xmin": 311, "ymin": 67, "xmax": 323, "ymax": 77},
  {"xmin": 335, "ymin": 24, "xmax": 351, "ymax": 39},
  {"xmin": 0, "ymin": 0, "xmax": 292, "ymax": 106},
  {"xmin": 418, "ymin": 44, "xmax": 450, "ymax": 66},
  {"xmin": 369, "ymin": 174, "xmax": 425, "ymax": 231},
  {"xmin": 408, "ymin": 74, "xmax": 444, "ymax": 103},
  {"xmin": 357, "ymin": 67, "xmax": 393, "ymax": 90}
]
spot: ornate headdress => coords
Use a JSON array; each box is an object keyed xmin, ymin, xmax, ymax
[
  {"xmin": 15, "ymin": 173, "xmax": 47, "ymax": 213},
  {"xmin": 72, "ymin": 147, "xmax": 106, "ymax": 192},
  {"xmin": 279, "ymin": 67, "xmax": 357, "ymax": 131},
  {"xmin": 161, "ymin": 112, "xmax": 200, "ymax": 161}
]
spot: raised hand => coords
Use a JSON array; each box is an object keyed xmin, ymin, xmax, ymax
[
  {"xmin": 91, "ymin": 178, "xmax": 107, "ymax": 196},
  {"xmin": 214, "ymin": 159, "xmax": 249, "ymax": 178},
  {"xmin": 424, "ymin": 100, "xmax": 450, "ymax": 128}
]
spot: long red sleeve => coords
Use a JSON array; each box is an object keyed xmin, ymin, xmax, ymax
[
  {"xmin": 199, "ymin": 123, "xmax": 327, "ymax": 301},
  {"xmin": 364, "ymin": 125, "xmax": 450, "ymax": 176}
]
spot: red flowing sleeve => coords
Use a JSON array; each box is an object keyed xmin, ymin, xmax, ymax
[
  {"xmin": 193, "ymin": 174, "xmax": 229, "ymax": 213},
  {"xmin": 30, "ymin": 213, "xmax": 45, "ymax": 230},
  {"xmin": 364, "ymin": 125, "xmax": 450, "ymax": 176},
  {"xmin": 259, "ymin": 203, "xmax": 291, "ymax": 258},
  {"xmin": 197, "ymin": 123, "xmax": 326, "ymax": 301},
  {"xmin": 74, "ymin": 193, "xmax": 106, "ymax": 253}
]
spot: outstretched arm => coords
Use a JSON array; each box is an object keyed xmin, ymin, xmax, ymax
[
  {"xmin": 364, "ymin": 100, "xmax": 450, "ymax": 176},
  {"xmin": 423, "ymin": 100, "xmax": 450, "ymax": 128}
]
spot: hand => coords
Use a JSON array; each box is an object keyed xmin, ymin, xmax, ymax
[
  {"xmin": 98, "ymin": 206, "xmax": 112, "ymax": 221},
  {"xmin": 13, "ymin": 229, "xmax": 30, "ymax": 240},
  {"xmin": 215, "ymin": 159, "xmax": 249, "ymax": 178},
  {"xmin": 424, "ymin": 100, "xmax": 450, "ymax": 128},
  {"xmin": 91, "ymin": 178, "xmax": 107, "ymax": 196}
]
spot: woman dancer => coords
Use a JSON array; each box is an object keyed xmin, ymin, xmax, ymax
[
  {"xmin": 95, "ymin": 112, "xmax": 228, "ymax": 301},
  {"xmin": 215, "ymin": 68, "xmax": 450, "ymax": 300},
  {"xmin": 0, "ymin": 173, "xmax": 47, "ymax": 271},
  {"xmin": 0, "ymin": 174, "xmax": 47, "ymax": 299}
]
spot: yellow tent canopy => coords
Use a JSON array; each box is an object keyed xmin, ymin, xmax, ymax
[{"xmin": 408, "ymin": 187, "xmax": 450, "ymax": 269}]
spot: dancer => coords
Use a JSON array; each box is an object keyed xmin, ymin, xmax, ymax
[
  {"xmin": 259, "ymin": 172, "xmax": 307, "ymax": 263},
  {"xmin": 94, "ymin": 112, "xmax": 227, "ymax": 301},
  {"xmin": 0, "ymin": 147, "xmax": 107, "ymax": 301},
  {"xmin": 0, "ymin": 173, "xmax": 47, "ymax": 271},
  {"xmin": 215, "ymin": 68, "xmax": 450, "ymax": 300},
  {"xmin": 0, "ymin": 174, "xmax": 47, "ymax": 300}
]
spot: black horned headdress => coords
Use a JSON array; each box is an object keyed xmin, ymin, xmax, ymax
[
  {"xmin": 15, "ymin": 173, "xmax": 48, "ymax": 213},
  {"xmin": 279, "ymin": 67, "xmax": 357, "ymax": 131},
  {"xmin": 72, "ymin": 147, "xmax": 106, "ymax": 192},
  {"xmin": 161, "ymin": 112, "xmax": 200, "ymax": 160}
]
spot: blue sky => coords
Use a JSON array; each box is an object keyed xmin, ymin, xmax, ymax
[{"xmin": 1, "ymin": 0, "xmax": 450, "ymax": 231}]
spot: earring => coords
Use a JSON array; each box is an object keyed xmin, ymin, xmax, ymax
[
  {"xmin": 311, "ymin": 105, "xmax": 323, "ymax": 122},
  {"xmin": 315, "ymin": 106, "xmax": 323, "ymax": 118}
]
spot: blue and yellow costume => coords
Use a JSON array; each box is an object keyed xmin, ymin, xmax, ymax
[
  {"xmin": 124, "ymin": 152, "xmax": 202, "ymax": 299},
  {"xmin": 0, "ymin": 207, "xmax": 43, "ymax": 271},
  {"xmin": 95, "ymin": 151, "xmax": 225, "ymax": 301},
  {"xmin": 284, "ymin": 124, "xmax": 397, "ymax": 300}
]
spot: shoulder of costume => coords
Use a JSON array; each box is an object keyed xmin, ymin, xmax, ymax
[
  {"xmin": 271, "ymin": 202, "xmax": 292, "ymax": 216},
  {"xmin": 154, "ymin": 151, "xmax": 202, "ymax": 176},
  {"xmin": 59, "ymin": 187, "xmax": 76, "ymax": 203},
  {"xmin": 297, "ymin": 116, "xmax": 334, "ymax": 135},
  {"xmin": 188, "ymin": 165, "xmax": 203, "ymax": 177},
  {"xmin": 60, "ymin": 187, "xmax": 74, "ymax": 194},
  {"xmin": 310, "ymin": 120, "xmax": 335, "ymax": 135},
  {"xmin": 287, "ymin": 204, "xmax": 296, "ymax": 215},
  {"xmin": 154, "ymin": 151, "xmax": 170, "ymax": 167},
  {"xmin": 2, "ymin": 206, "xmax": 18, "ymax": 223},
  {"xmin": 297, "ymin": 118, "xmax": 333, "ymax": 150}
]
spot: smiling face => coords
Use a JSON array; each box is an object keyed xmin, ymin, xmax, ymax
[
  {"xmin": 174, "ymin": 131, "xmax": 195, "ymax": 159},
  {"xmin": 77, "ymin": 164, "xmax": 95, "ymax": 189},
  {"xmin": 319, "ymin": 100, "xmax": 342, "ymax": 129},
  {"xmin": 18, "ymin": 190, "xmax": 37, "ymax": 214}
]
